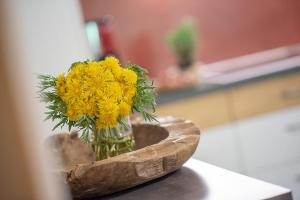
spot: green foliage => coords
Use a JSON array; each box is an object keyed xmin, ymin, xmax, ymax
[
  {"xmin": 166, "ymin": 19, "xmax": 197, "ymax": 66},
  {"xmin": 38, "ymin": 75, "xmax": 95, "ymax": 142},
  {"xmin": 126, "ymin": 64, "xmax": 158, "ymax": 122},
  {"xmin": 38, "ymin": 74, "xmax": 69, "ymax": 130}
]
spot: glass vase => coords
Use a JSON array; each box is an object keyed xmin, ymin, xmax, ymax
[{"xmin": 92, "ymin": 116, "xmax": 135, "ymax": 160}]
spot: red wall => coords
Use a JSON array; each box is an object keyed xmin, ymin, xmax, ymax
[{"xmin": 80, "ymin": 0, "xmax": 300, "ymax": 76}]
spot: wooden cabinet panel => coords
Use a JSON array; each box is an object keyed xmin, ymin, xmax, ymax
[
  {"xmin": 158, "ymin": 73, "xmax": 300, "ymax": 129},
  {"xmin": 157, "ymin": 92, "xmax": 231, "ymax": 129},
  {"xmin": 231, "ymin": 73, "xmax": 300, "ymax": 120}
]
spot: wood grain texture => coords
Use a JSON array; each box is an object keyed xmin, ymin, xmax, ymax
[
  {"xmin": 231, "ymin": 72, "xmax": 300, "ymax": 120},
  {"xmin": 49, "ymin": 116, "xmax": 200, "ymax": 199},
  {"xmin": 157, "ymin": 92, "xmax": 231, "ymax": 129},
  {"xmin": 157, "ymin": 72, "xmax": 300, "ymax": 129}
]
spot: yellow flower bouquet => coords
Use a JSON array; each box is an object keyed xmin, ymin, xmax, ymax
[{"xmin": 38, "ymin": 57, "xmax": 156, "ymax": 160}]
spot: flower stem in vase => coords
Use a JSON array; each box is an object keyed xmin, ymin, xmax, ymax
[{"xmin": 92, "ymin": 116, "xmax": 135, "ymax": 160}]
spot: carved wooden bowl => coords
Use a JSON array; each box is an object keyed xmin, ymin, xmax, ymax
[{"xmin": 49, "ymin": 116, "xmax": 200, "ymax": 199}]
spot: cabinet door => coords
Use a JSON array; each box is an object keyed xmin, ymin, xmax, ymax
[
  {"xmin": 237, "ymin": 105, "xmax": 300, "ymax": 173},
  {"xmin": 249, "ymin": 162, "xmax": 300, "ymax": 200},
  {"xmin": 193, "ymin": 124, "xmax": 242, "ymax": 173},
  {"xmin": 231, "ymin": 73, "xmax": 300, "ymax": 121},
  {"xmin": 157, "ymin": 92, "xmax": 231, "ymax": 129}
]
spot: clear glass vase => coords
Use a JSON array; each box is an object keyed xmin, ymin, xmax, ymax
[{"xmin": 92, "ymin": 116, "xmax": 135, "ymax": 160}]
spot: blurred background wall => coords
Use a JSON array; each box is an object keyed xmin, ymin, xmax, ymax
[
  {"xmin": 15, "ymin": 0, "xmax": 91, "ymax": 76},
  {"xmin": 80, "ymin": 0, "xmax": 300, "ymax": 76},
  {"xmin": 9, "ymin": 0, "xmax": 92, "ymax": 133}
]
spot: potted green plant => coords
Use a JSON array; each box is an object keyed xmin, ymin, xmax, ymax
[{"xmin": 167, "ymin": 19, "xmax": 198, "ymax": 71}]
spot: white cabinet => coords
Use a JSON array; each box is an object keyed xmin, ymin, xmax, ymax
[
  {"xmin": 193, "ymin": 105, "xmax": 300, "ymax": 198},
  {"xmin": 193, "ymin": 124, "xmax": 242, "ymax": 173},
  {"xmin": 236, "ymin": 106, "xmax": 300, "ymax": 173},
  {"xmin": 236, "ymin": 106, "xmax": 300, "ymax": 199}
]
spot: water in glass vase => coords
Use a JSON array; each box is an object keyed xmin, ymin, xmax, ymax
[{"xmin": 92, "ymin": 116, "xmax": 135, "ymax": 160}]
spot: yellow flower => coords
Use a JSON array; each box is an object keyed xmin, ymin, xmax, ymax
[
  {"xmin": 56, "ymin": 73, "xmax": 66, "ymax": 97},
  {"xmin": 66, "ymin": 106, "xmax": 78, "ymax": 121},
  {"xmin": 119, "ymin": 101, "xmax": 131, "ymax": 116},
  {"xmin": 100, "ymin": 56, "xmax": 122, "ymax": 79},
  {"xmin": 96, "ymin": 99, "xmax": 119, "ymax": 128},
  {"xmin": 121, "ymin": 69, "xmax": 138, "ymax": 85},
  {"xmin": 55, "ymin": 57, "xmax": 137, "ymax": 128}
]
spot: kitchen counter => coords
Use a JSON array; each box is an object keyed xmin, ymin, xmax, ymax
[
  {"xmin": 156, "ymin": 45, "xmax": 300, "ymax": 129},
  {"xmin": 95, "ymin": 159, "xmax": 292, "ymax": 200},
  {"xmin": 157, "ymin": 45, "xmax": 300, "ymax": 105}
]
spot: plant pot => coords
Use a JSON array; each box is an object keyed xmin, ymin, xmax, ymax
[{"xmin": 179, "ymin": 59, "xmax": 193, "ymax": 71}]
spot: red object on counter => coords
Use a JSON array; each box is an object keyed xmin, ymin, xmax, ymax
[{"xmin": 97, "ymin": 15, "xmax": 119, "ymax": 58}]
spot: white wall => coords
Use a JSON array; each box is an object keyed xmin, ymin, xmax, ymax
[
  {"xmin": 13, "ymin": 0, "xmax": 92, "ymax": 75},
  {"xmin": 7, "ymin": 0, "xmax": 92, "ymax": 134}
]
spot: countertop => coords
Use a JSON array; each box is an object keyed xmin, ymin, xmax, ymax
[
  {"xmin": 93, "ymin": 158, "xmax": 292, "ymax": 200},
  {"xmin": 157, "ymin": 45, "xmax": 300, "ymax": 105}
]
